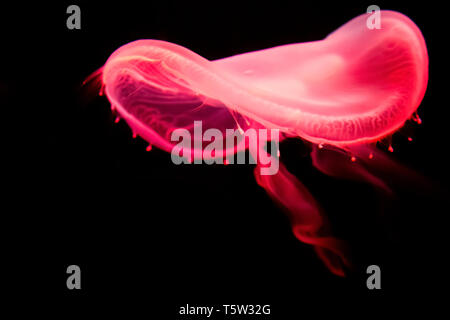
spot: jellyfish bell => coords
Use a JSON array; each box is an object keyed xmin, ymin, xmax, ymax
[{"xmin": 102, "ymin": 10, "xmax": 428, "ymax": 152}]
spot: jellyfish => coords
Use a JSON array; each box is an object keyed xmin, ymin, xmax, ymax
[{"xmin": 90, "ymin": 10, "xmax": 428, "ymax": 276}]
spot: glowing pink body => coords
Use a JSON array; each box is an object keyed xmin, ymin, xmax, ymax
[
  {"xmin": 98, "ymin": 11, "xmax": 429, "ymax": 276},
  {"xmin": 102, "ymin": 11, "xmax": 427, "ymax": 150}
]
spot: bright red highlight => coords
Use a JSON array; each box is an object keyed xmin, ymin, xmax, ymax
[{"xmin": 95, "ymin": 11, "xmax": 429, "ymax": 276}]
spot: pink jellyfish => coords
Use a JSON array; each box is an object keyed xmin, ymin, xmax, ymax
[{"xmin": 90, "ymin": 10, "xmax": 428, "ymax": 276}]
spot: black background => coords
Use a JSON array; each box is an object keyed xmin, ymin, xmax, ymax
[{"xmin": 3, "ymin": 0, "xmax": 448, "ymax": 317}]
